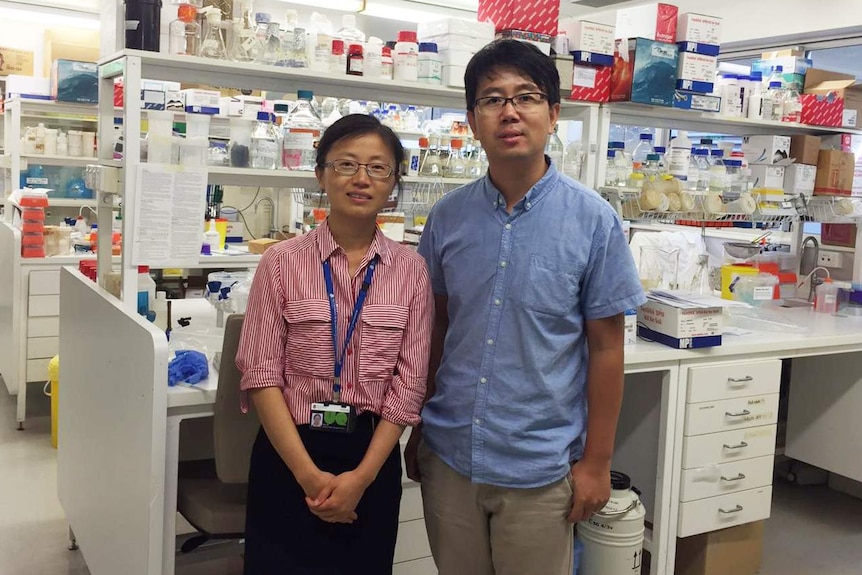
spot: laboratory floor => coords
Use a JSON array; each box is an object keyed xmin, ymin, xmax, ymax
[{"xmin": 1, "ymin": 380, "xmax": 861, "ymax": 575}]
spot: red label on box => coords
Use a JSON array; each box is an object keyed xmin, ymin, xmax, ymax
[
  {"xmin": 569, "ymin": 64, "xmax": 611, "ymax": 102},
  {"xmin": 655, "ymin": 3, "xmax": 678, "ymax": 43},
  {"xmin": 801, "ymin": 93, "xmax": 844, "ymax": 127},
  {"xmin": 478, "ymin": 0, "xmax": 559, "ymax": 36}
]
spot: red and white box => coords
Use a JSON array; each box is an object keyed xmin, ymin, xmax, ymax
[
  {"xmin": 569, "ymin": 64, "xmax": 612, "ymax": 103},
  {"xmin": 615, "ymin": 2, "xmax": 678, "ymax": 43},
  {"xmin": 478, "ymin": 0, "xmax": 559, "ymax": 36},
  {"xmin": 801, "ymin": 94, "xmax": 844, "ymax": 128}
]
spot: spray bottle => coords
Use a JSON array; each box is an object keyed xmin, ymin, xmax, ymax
[{"xmin": 199, "ymin": 6, "xmax": 227, "ymax": 60}]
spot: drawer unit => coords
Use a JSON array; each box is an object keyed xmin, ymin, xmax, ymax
[
  {"xmin": 684, "ymin": 394, "xmax": 779, "ymax": 436},
  {"xmin": 28, "ymin": 295, "xmax": 60, "ymax": 317},
  {"xmin": 26, "ymin": 336, "xmax": 59, "ymax": 359},
  {"xmin": 682, "ymin": 425, "xmax": 777, "ymax": 469},
  {"xmin": 678, "ymin": 486, "xmax": 772, "ymax": 537},
  {"xmin": 680, "ymin": 455, "xmax": 774, "ymax": 502},
  {"xmin": 28, "ymin": 317, "xmax": 60, "ymax": 338},
  {"xmin": 399, "ymin": 484, "xmax": 424, "ymax": 522},
  {"xmin": 394, "ymin": 518, "xmax": 432, "ymax": 564},
  {"xmin": 393, "ymin": 556, "xmax": 437, "ymax": 575},
  {"xmin": 26, "ymin": 358, "xmax": 49, "ymax": 382},
  {"xmin": 28, "ymin": 270, "xmax": 61, "ymax": 295},
  {"xmin": 687, "ymin": 360, "xmax": 781, "ymax": 403}
]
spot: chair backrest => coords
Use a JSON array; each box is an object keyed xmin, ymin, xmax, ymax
[{"xmin": 213, "ymin": 314, "xmax": 260, "ymax": 484}]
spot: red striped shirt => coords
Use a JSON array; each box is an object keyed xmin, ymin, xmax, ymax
[{"xmin": 236, "ymin": 221, "xmax": 433, "ymax": 426}]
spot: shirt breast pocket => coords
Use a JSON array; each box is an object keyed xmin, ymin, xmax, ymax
[
  {"xmin": 359, "ymin": 304, "xmax": 409, "ymax": 380},
  {"xmin": 284, "ymin": 299, "xmax": 333, "ymax": 378},
  {"xmin": 521, "ymin": 255, "xmax": 582, "ymax": 317}
]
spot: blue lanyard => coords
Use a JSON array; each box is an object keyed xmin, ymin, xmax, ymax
[{"xmin": 323, "ymin": 255, "xmax": 379, "ymax": 402}]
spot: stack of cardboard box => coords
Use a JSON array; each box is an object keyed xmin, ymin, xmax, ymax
[
  {"xmin": 556, "ymin": 20, "xmax": 615, "ymax": 102},
  {"xmin": 674, "ymin": 13, "xmax": 722, "ymax": 112},
  {"xmin": 478, "ymin": 0, "xmax": 558, "ymax": 56}
]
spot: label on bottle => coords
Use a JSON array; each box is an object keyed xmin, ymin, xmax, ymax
[
  {"xmin": 668, "ymin": 148, "xmax": 691, "ymax": 179},
  {"xmin": 26, "ymin": 177, "xmax": 49, "ymax": 186},
  {"xmin": 394, "ymin": 50, "xmax": 418, "ymax": 81},
  {"xmin": 283, "ymin": 128, "xmax": 320, "ymax": 169},
  {"xmin": 753, "ymin": 286, "xmax": 773, "ymax": 301},
  {"xmin": 348, "ymin": 56, "xmax": 364, "ymax": 75},
  {"xmin": 252, "ymin": 139, "xmax": 279, "ymax": 167},
  {"xmin": 418, "ymin": 57, "xmax": 442, "ymax": 84}
]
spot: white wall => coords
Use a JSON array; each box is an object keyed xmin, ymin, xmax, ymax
[{"xmin": 564, "ymin": 0, "xmax": 862, "ymax": 50}]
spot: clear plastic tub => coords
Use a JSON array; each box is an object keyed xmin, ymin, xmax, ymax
[
  {"xmin": 732, "ymin": 273, "xmax": 778, "ymax": 306},
  {"xmin": 147, "ymin": 110, "xmax": 175, "ymax": 164}
]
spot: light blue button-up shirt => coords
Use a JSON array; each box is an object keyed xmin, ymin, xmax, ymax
[{"xmin": 418, "ymin": 163, "xmax": 645, "ymax": 488}]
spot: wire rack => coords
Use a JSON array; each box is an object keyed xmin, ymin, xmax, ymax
[{"xmin": 804, "ymin": 196, "xmax": 862, "ymax": 223}]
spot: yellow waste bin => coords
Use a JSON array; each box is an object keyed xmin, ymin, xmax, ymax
[{"xmin": 46, "ymin": 355, "xmax": 60, "ymax": 449}]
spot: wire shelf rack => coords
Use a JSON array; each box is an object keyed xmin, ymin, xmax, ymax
[{"xmin": 804, "ymin": 196, "xmax": 862, "ymax": 223}]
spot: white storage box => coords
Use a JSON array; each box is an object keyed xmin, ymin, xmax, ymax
[
  {"xmin": 558, "ymin": 20, "xmax": 615, "ymax": 56},
  {"xmin": 743, "ymin": 136, "xmax": 791, "ymax": 165},
  {"xmin": 677, "ymin": 52, "xmax": 717, "ymax": 84},
  {"xmin": 5, "ymin": 75, "xmax": 51, "ymax": 100},
  {"xmin": 442, "ymin": 65, "xmax": 466, "ymax": 88},
  {"xmin": 749, "ymin": 164, "xmax": 785, "ymax": 190},
  {"xmin": 421, "ymin": 33, "xmax": 490, "ymax": 53},
  {"xmin": 439, "ymin": 49, "xmax": 475, "ymax": 68},
  {"xmin": 182, "ymin": 88, "xmax": 220, "ymax": 115},
  {"xmin": 418, "ymin": 18, "xmax": 495, "ymax": 40},
  {"xmin": 784, "ymin": 164, "xmax": 817, "ymax": 196},
  {"xmin": 677, "ymin": 13, "xmax": 722, "ymax": 45},
  {"xmin": 638, "ymin": 298, "xmax": 722, "ymax": 349}
]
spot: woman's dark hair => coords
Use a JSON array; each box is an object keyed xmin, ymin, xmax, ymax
[
  {"xmin": 464, "ymin": 39, "xmax": 561, "ymax": 112},
  {"xmin": 316, "ymin": 113, "xmax": 404, "ymax": 189}
]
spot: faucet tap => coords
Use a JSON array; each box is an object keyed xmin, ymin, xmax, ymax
[{"xmin": 253, "ymin": 197, "xmax": 278, "ymax": 239}]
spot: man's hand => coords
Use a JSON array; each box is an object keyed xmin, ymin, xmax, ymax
[
  {"xmin": 567, "ymin": 459, "xmax": 611, "ymax": 523},
  {"xmin": 404, "ymin": 427, "xmax": 423, "ymax": 482},
  {"xmin": 306, "ymin": 470, "xmax": 370, "ymax": 524}
]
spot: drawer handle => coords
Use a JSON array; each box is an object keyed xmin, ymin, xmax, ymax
[
  {"xmin": 723, "ymin": 441, "xmax": 749, "ymax": 450},
  {"xmin": 719, "ymin": 505, "xmax": 744, "ymax": 514},
  {"xmin": 720, "ymin": 473, "xmax": 747, "ymax": 482},
  {"xmin": 725, "ymin": 410, "xmax": 751, "ymax": 418},
  {"xmin": 727, "ymin": 376, "xmax": 753, "ymax": 385}
]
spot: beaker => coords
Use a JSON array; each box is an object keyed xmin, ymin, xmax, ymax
[{"xmin": 638, "ymin": 246, "xmax": 680, "ymax": 291}]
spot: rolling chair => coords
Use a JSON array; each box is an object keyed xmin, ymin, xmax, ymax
[{"xmin": 177, "ymin": 314, "xmax": 260, "ymax": 553}]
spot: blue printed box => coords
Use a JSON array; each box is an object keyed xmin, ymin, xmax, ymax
[
  {"xmin": 610, "ymin": 38, "xmax": 679, "ymax": 107},
  {"xmin": 677, "ymin": 41, "xmax": 720, "ymax": 57}
]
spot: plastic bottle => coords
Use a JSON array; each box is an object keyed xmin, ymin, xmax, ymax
[
  {"xmin": 604, "ymin": 149, "xmax": 617, "ymax": 186},
  {"xmin": 642, "ymin": 154, "xmax": 661, "ymax": 183},
  {"xmin": 335, "ymin": 14, "xmax": 366, "ymax": 44},
  {"xmin": 815, "ymin": 278, "xmax": 839, "ymax": 313},
  {"xmin": 202, "ymin": 218, "xmax": 221, "ymax": 254},
  {"xmin": 381, "ymin": 46, "xmax": 394, "ymax": 80},
  {"xmin": 418, "ymin": 42, "xmax": 442, "ymax": 85},
  {"xmin": 767, "ymin": 81, "xmax": 785, "ymax": 121},
  {"xmin": 137, "ymin": 265, "xmax": 156, "ymax": 318},
  {"xmin": 403, "ymin": 105, "xmax": 420, "ymax": 131},
  {"xmin": 169, "ymin": 5, "xmax": 200, "ymax": 56},
  {"xmin": 250, "ymin": 111, "xmax": 281, "ymax": 170},
  {"xmin": 653, "ymin": 146, "xmax": 667, "ymax": 174},
  {"xmin": 782, "ymin": 85, "xmax": 802, "ymax": 123},
  {"xmin": 767, "ymin": 65, "xmax": 784, "ymax": 89},
  {"xmin": 394, "ymin": 31, "xmax": 419, "ymax": 82},
  {"xmin": 330, "ymin": 39, "xmax": 346, "ymax": 75},
  {"xmin": 365, "ymin": 37, "xmax": 383, "ymax": 79},
  {"xmin": 308, "ymin": 12, "xmax": 333, "ymax": 72},
  {"xmin": 708, "ymin": 149, "xmax": 727, "ymax": 192},
  {"xmin": 545, "ymin": 125, "xmax": 564, "ymax": 168},
  {"xmin": 152, "ymin": 291, "xmax": 168, "ymax": 332},
  {"xmin": 747, "ymin": 78, "xmax": 764, "ymax": 120},
  {"xmin": 668, "ymin": 130, "xmax": 692, "ymax": 181},
  {"xmin": 57, "ymin": 131, "xmax": 68, "ymax": 157},
  {"xmin": 198, "ymin": 6, "xmax": 227, "ymax": 60},
  {"xmin": 346, "ymin": 43, "xmax": 364, "ymax": 76},
  {"xmin": 610, "ymin": 141, "xmax": 631, "ymax": 185},
  {"xmin": 289, "ymin": 25, "xmax": 309, "ymax": 68},
  {"xmin": 631, "ymin": 133, "xmax": 655, "ymax": 166},
  {"xmin": 694, "ymin": 148, "xmax": 711, "ymax": 191},
  {"xmin": 720, "ymin": 74, "xmax": 740, "ymax": 117},
  {"xmin": 283, "ymin": 90, "xmax": 323, "ymax": 171}
]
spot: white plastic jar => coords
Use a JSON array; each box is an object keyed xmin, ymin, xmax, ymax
[
  {"xmin": 417, "ymin": 42, "xmax": 442, "ymax": 85},
  {"xmin": 393, "ymin": 30, "xmax": 418, "ymax": 82}
]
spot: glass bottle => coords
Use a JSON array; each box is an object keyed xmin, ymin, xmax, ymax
[
  {"xmin": 468, "ymin": 139, "xmax": 485, "ymax": 178},
  {"xmin": 708, "ymin": 149, "xmax": 727, "ymax": 193},
  {"xmin": 261, "ymin": 21, "xmax": 281, "ymax": 66},
  {"xmin": 199, "ymin": 7, "xmax": 227, "ymax": 60},
  {"xmin": 447, "ymin": 139, "xmax": 467, "ymax": 178},
  {"xmin": 289, "ymin": 26, "xmax": 308, "ymax": 68},
  {"xmin": 604, "ymin": 149, "xmax": 617, "ymax": 187},
  {"xmin": 227, "ymin": 18, "xmax": 252, "ymax": 62},
  {"xmin": 631, "ymin": 133, "xmax": 655, "ymax": 166},
  {"xmin": 252, "ymin": 13, "xmax": 271, "ymax": 64},
  {"xmin": 250, "ymin": 112, "xmax": 281, "ymax": 170},
  {"xmin": 282, "ymin": 90, "xmax": 323, "ymax": 171},
  {"xmin": 438, "ymin": 135, "xmax": 451, "ymax": 175},
  {"xmin": 545, "ymin": 125, "xmax": 564, "ymax": 169},
  {"xmin": 420, "ymin": 135, "xmax": 441, "ymax": 176},
  {"xmin": 168, "ymin": 5, "xmax": 200, "ymax": 56}
]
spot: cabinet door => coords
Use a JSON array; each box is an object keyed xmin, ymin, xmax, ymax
[
  {"xmin": 28, "ymin": 270, "xmax": 61, "ymax": 295},
  {"xmin": 678, "ymin": 486, "xmax": 772, "ymax": 537},
  {"xmin": 680, "ymin": 455, "xmax": 774, "ymax": 502},
  {"xmin": 685, "ymin": 394, "xmax": 779, "ymax": 436},
  {"xmin": 26, "ymin": 358, "xmax": 49, "ymax": 382},
  {"xmin": 28, "ymin": 295, "xmax": 59, "ymax": 317},
  {"xmin": 682, "ymin": 425, "xmax": 777, "ymax": 469},
  {"xmin": 26, "ymin": 336, "xmax": 59, "ymax": 359},
  {"xmin": 687, "ymin": 360, "xmax": 781, "ymax": 403},
  {"xmin": 28, "ymin": 317, "xmax": 60, "ymax": 338}
]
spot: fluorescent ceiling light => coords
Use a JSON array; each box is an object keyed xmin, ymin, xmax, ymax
[
  {"xmin": 0, "ymin": 5, "xmax": 100, "ymax": 29},
  {"xmin": 361, "ymin": 0, "xmax": 476, "ymax": 23},
  {"xmin": 280, "ymin": 0, "xmax": 364, "ymax": 11}
]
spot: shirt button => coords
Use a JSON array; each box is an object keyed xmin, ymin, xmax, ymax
[
  {"xmin": 480, "ymin": 377, "xmax": 487, "ymax": 384},
  {"xmin": 487, "ymin": 338, "xmax": 494, "ymax": 346},
  {"xmin": 526, "ymin": 202, "xmax": 532, "ymax": 209},
  {"xmin": 494, "ymin": 298, "xmax": 502, "ymax": 306},
  {"xmin": 505, "ymin": 223, "xmax": 512, "ymax": 230},
  {"xmin": 473, "ymin": 418, "xmax": 481, "ymax": 425},
  {"xmin": 500, "ymin": 261, "xmax": 507, "ymax": 268}
]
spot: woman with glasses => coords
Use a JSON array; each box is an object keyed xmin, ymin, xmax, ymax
[{"xmin": 237, "ymin": 113, "xmax": 434, "ymax": 574}]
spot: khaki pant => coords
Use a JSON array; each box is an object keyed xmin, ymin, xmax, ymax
[{"xmin": 418, "ymin": 442, "xmax": 574, "ymax": 575}]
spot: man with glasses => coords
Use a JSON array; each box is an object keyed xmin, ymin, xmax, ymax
[{"xmin": 407, "ymin": 40, "xmax": 645, "ymax": 575}]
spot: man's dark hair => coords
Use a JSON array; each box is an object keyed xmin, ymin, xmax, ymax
[{"xmin": 464, "ymin": 39, "xmax": 561, "ymax": 112}]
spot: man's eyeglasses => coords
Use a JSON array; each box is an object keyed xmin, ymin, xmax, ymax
[
  {"xmin": 323, "ymin": 159, "xmax": 395, "ymax": 179},
  {"xmin": 473, "ymin": 92, "xmax": 549, "ymax": 115}
]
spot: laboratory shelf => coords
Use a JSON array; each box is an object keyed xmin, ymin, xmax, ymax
[
  {"xmin": 20, "ymin": 154, "xmax": 98, "ymax": 168},
  {"xmin": 8, "ymin": 98, "xmax": 98, "ymax": 120},
  {"xmin": 48, "ymin": 198, "xmax": 97, "ymax": 208},
  {"xmin": 605, "ymin": 101, "xmax": 862, "ymax": 137}
]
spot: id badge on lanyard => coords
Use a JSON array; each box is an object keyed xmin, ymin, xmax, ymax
[{"xmin": 309, "ymin": 255, "xmax": 379, "ymax": 434}]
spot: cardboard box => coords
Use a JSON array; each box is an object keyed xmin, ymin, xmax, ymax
[
  {"xmin": 610, "ymin": 38, "xmax": 679, "ymax": 107},
  {"xmin": 676, "ymin": 13, "xmax": 722, "ymax": 45},
  {"xmin": 624, "ymin": 309, "xmax": 637, "ymax": 345},
  {"xmin": 615, "ymin": 3, "xmax": 678, "ymax": 43},
  {"xmin": 784, "ymin": 164, "xmax": 817, "ymax": 197},
  {"xmin": 417, "ymin": 18, "xmax": 495, "ymax": 40},
  {"xmin": 676, "ymin": 52, "xmax": 717, "ymax": 92},
  {"xmin": 478, "ymin": 0, "xmax": 559, "ymax": 35},
  {"xmin": 0, "ymin": 46, "xmax": 35, "ymax": 75},
  {"xmin": 749, "ymin": 164, "xmax": 785, "ymax": 189},
  {"xmin": 182, "ymin": 88, "xmax": 220, "ymax": 114},
  {"xmin": 5, "ymin": 75, "xmax": 51, "ymax": 100},
  {"xmin": 676, "ymin": 41, "xmax": 720, "ymax": 57},
  {"xmin": 554, "ymin": 55, "xmax": 574, "ymax": 97},
  {"xmin": 558, "ymin": 20, "xmax": 615, "ymax": 65},
  {"xmin": 140, "ymin": 89, "xmax": 166, "ymax": 110},
  {"xmin": 842, "ymin": 86, "xmax": 862, "ymax": 128},
  {"xmin": 672, "ymin": 90, "xmax": 721, "ymax": 112},
  {"xmin": 248, "ymin": 238, "xmax": 281, "ymax": 254},
  {"xmin": 742, "ymin": 135, "xmax": 791, "ymax": 164},
  {"xmin": 814, "ymin": 149, "xmax": 855, "ymax": 196},
  {"xmin": 676, "ymin": 521, "xmax": 764, "ymax": 575},
  {"xmin": 495, "ymin": 30, "xmax": 552, "ymax": 55},
  {"xmin": 51, "ymin": 59, "xmax": 98, "ymax": 103},
  {"xmin": 762, "ymin": 48, "xmax": 805, "ymax": 59},
  {"xmin": 752, "ymin": 56, "xmax": 812, "ymax": 76},
  {"xmin": 569, "ymin": 63, "xmax": 612, "ymax": 103},
  {"xmin": 789, "ymin": 135, "xmax": 821, "ymax": 165},
  {"xmin": 801, "ymin": 94, "xmax": 845, "ymax": 127},
  {"xmin": 637, "ymin": 298, "xmax": 722, "ymax": 346}
]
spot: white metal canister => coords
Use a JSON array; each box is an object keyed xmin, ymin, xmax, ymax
[{"xmin": 578, "ymin": 471, "xmax": 646, "ymax": 575}]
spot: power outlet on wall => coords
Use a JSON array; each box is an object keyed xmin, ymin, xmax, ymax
[{"xmin": 818, "ymin": 250, "xmax": 843, "ymax": 268}]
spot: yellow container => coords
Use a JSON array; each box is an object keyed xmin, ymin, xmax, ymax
[
  {"xmin": 215, "ymin": 219, "xmax": 228, "ymax": 251},
  {"xmin": 721, "ymin": 264, "xmax": 759, "ymax": 300},
  {"xmin": 47, "ymin": 355, "xmax": 60, "ymax": 449}
]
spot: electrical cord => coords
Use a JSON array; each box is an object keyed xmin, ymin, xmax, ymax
[{"xmin": 221, "ymin": 187, "xmax": 263, "ymax": 241}]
